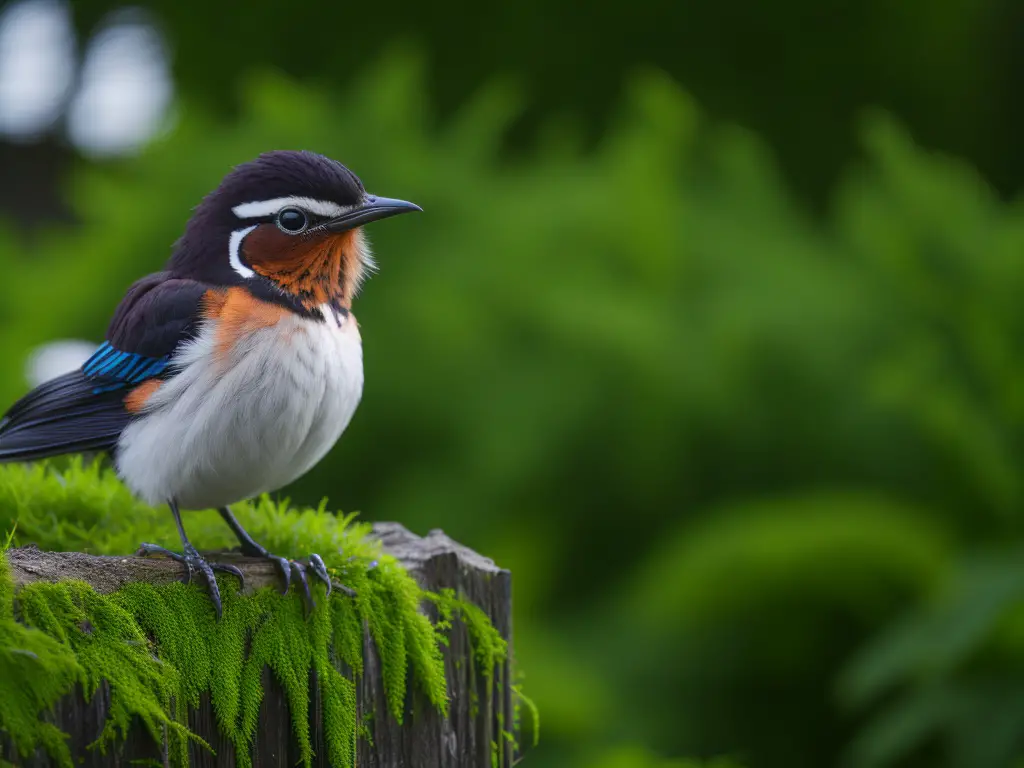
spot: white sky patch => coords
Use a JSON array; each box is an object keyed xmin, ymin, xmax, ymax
[
  {"xmin": 66, "ymin": 9, "xmax": 172, "ymax": 157},
  {"xmin": 0, "ymin": 0, "xmax": 75, "ymax": 140},
  {"xmin": 26, "ymin": 339, "xmax": 99, "ymax": 386}
]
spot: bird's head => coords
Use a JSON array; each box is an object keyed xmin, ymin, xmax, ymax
[{"xmin": 169, "ymin": 150, "xmax": 420, "ymax": 312}]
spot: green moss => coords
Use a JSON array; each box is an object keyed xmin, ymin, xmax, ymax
[
  {"xmin": 356, "ymin": 719, "xmax": 375, "ymax": 749},
  {"xmin": 0, "ymin": 557, "xmax": 82, "ymax": 768},
  {"xmin": 17, "ymin": 580, "xmax": 203, "ymax": 762},
  {"xmin": 513, "ymin": 684, "xmax": 540, "ymax": 750},
  {"xmin": 429, "ymin": 589, "xmax": 520, "ymax": 765},
  {"xmin": 0, "ymin": 459, "xmax": 516, "ymax": 767},
  {"xmin": 428, "ymin": 588, "xmax": 508, "ymax": 698}
]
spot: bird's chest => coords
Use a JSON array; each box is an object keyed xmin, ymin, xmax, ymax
[
  {"xmin": 116, "ymin": 308, "xmax": 363, "ymax": 508},
  {"xmin": 210, "ymin": 311, "xmax": 364, "ymax": 454}
]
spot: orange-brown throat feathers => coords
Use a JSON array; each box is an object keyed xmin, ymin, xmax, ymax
[
  {"xmin": 242, "ymin": 224, "xmax": 365, "ymax": 309},
  {"xmin": 201, "ymin": 287, "xmax": 288, "ymax": 363}
]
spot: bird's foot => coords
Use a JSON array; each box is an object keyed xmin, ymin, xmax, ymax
[
  {"xmin": 239, "ymin": 545, "xmax": 355, "ymax": 612},
  {"xmin": 137, "ymin": 542, "xmax": 244, "ymax": 619}
]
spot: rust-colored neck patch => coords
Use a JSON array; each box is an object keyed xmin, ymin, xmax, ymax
[
  {"xmin": 202, "ymin": 287, "xmax": 288, "ymax": 362},
  {"xmin": 124, "ymin": 379, "xmax": 162, "ymax": 413},
  {"xmin": 241, "ymin": 224, "xmax": 365, "ymax": 309}
]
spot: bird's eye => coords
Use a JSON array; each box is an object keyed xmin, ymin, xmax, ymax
[{"xmin": 277, "ymin": 208, "xmax": 308, "ymax": 233}]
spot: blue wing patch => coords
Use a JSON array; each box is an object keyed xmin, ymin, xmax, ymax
[{"xmin": 82, "ymin": 341, "xmax": 169, "ymax": 393}]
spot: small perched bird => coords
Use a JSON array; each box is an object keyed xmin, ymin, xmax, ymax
[{"xmin": 0, "ymin": 151, "xmax": 420, "ymax": 616}]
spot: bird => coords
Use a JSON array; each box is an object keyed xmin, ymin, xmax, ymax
[{"xmin": 0, "ymin": 150, "xmax": 421, "ymax": 617}]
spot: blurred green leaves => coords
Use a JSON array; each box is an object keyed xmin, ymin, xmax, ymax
[
  {"xmin": 584, "ymin": 745, "xmax": 743, "ymax": 768},
  {"xmin": 1, "ymin": 48, "xmax": 1023, "ymax": 767},
  {"xmin": 841, "ymin": 550, "xmax": 1024, "ymax": 768},
  {"xmin": 628, "ymin": 495, "xmax": 948, "ymax": 635},
  {"xmin": 838, "ymin": 116, "xmax": 1024, "ymax": 524},
  {"xmin": 604, "ymin": 495, "xmax": 949, "ymax": 766}
]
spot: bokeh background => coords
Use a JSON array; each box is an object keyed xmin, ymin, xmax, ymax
[{"xmin": 2, "ymin": 1, "xmax": 1024, "ymax": 766}]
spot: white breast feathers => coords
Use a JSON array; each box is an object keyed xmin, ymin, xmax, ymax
[{"xmin": 115, "ymin": 308, "xmax": 363, "ymax": 510}]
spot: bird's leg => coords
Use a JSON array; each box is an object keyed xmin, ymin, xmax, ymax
[
  {"xmin": 217, "ymin": 506, "xmax": 351, "ymax": 612},
  {"xmin": 217, "ymin": 506, "xmax": 293, "ymax": 591},
  {"xmin": 137, "ymin": 499, "xmax": 243, "ymax": 619}
]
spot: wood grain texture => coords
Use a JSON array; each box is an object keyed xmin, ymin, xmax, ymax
[{"xmin": 1, "ymin": 523, "xmax": 516, "ymax": 768}]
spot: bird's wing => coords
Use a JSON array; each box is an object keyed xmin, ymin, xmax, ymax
[
  {"xmin": 0, "ymin": 274, "xmax": 210, "ymax": 461},
  {"xmin": 85, "ymin": 274, "xmax": 210, "ymax": 392}
]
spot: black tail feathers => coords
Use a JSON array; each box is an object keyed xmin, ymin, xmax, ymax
[{"xmin": 0, "ymin": 370, "xmax": 129, "ymax": 462}]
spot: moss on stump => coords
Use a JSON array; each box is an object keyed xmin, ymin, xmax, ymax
[{"xmin": 0, "ymin": 461, "xmax": 531, "ymax": 767}]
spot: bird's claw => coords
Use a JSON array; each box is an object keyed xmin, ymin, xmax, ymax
[
  {"xmin": 213, "ymin": 561, "xmax": 245, "ymax": 591},
  {"xmin": 287, "ymin": 555, "xmax": 341, "ymax": 613},
  {"xmin": 233, "ymin": 534, "xmax": 355, "ymax": 612},
  {"xmin": 267, "ymin": 555, "xmax": 291, "ymax": 595},
  {"xmin": 254, "ymin": 551, "xmax": 352, "ymax": 612},
  {"xmin": 291, "ymin": 559, "xmax": 314, "ymax": 611},
  {"xmin": 309, "ymin": 553, "xmax": 331, "ymax": 597},
  {"xmin": 136, "ymin": 542, "xmax": 242, "ymax": 619},
  {"xmin": 219, "ymin": 508, "xmax": 353, "ymax": 612}
]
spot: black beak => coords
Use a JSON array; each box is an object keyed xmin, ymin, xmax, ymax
[{"xmin": 324, "ymin": 195, "xmax": 422, "ymax": 233}]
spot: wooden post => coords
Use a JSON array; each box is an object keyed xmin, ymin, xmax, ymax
[{"xmin": 1, "ymin": 523, "xmax": 516, "ymax": 768}]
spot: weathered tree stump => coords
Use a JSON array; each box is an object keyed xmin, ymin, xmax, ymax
[{"xmin": 1, "ymin": 523, "xmax": 516, "ymax": 767}]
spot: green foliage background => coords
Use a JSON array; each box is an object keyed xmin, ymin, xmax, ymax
[{"xmin": 3, "ymin": 29, "xmax": 1024, "ymax": 768}]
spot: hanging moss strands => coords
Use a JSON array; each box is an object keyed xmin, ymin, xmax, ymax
[{"xmin": 0, "ymin": 460, "xmax": 515, "ymax": 768}]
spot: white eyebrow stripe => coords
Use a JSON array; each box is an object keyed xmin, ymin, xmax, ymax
[
  {"xmin": 232, "ymin": 196, "xmax": 348, "ymax": 219},
  {"xmin": 228, "ymin": 225, "xmax": 257, "ymax": 278}
]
